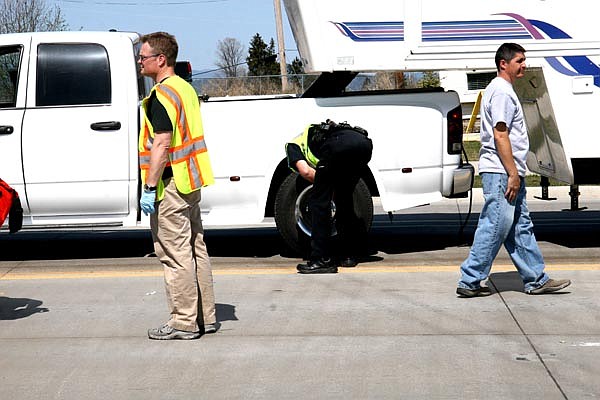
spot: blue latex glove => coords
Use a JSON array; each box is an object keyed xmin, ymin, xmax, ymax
[{"xmin": 140, "ymin": 189, "xmax": 156, "ymax": 215}]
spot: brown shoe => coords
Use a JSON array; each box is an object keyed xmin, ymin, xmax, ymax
[{"xmin": 527, "ymin": 278, "xmax": 571, "ymax": 295}]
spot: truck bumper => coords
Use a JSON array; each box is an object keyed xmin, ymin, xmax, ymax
[{"xmin": 448, "ymin": 163, "xmax": 475, "ymax": 198}]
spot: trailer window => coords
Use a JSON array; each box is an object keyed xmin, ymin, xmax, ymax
[
  {"xmin": 36, "ymin": 43, "xmax": 111, "ymax": 106},
  {"xmin": 0, "ymin": 46, "xmax": 21, "ymax": 108}
]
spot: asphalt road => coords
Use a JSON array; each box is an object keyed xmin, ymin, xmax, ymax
[{"xmin": 1, "ymin": 187, "xmax": 600, "ymax": 399}]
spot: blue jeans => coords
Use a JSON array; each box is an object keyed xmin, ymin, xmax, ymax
[{"xmin": 458, "ymin": 172, "xmax": 549, "ymax": 292}]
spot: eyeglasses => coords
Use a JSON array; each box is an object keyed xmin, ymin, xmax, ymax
[{"xmin": 138, "ymin": 53, "xmax": 161, "ymax": 62}]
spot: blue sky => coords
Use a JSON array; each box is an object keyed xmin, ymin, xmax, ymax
[{"xmin": 54, "ymin": 0, "xmax": 296, "ymax": 75}]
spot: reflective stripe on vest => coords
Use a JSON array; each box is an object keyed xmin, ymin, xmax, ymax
[
  {"xmin": 139, "ymin": 75, "xmax": 214, "ymax": 200},
  {"xmin": 288, "ymin": 124, "xmax": 320, "ymax": 168}
]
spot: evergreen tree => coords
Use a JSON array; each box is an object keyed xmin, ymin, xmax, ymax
[
  {"xmin": 286, "ymin": 56, "xmax": 317, "ymax": 93},
  {"xmin": 246, "ymin": 33, "xmax": 279, "ymax": 76},
  {"xmin": 287, "ymin": 56, "xmax": 304, "ymax": 75},
  {"xmin": 418, "ymin": 71, "xmax": 440, "ymax": 88}
]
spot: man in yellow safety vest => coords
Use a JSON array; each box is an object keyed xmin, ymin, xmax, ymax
[{"xmin": 138, "ymin": 31, "xmax": 216, "ymax": 340}]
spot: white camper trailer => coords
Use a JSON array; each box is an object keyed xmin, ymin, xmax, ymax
[{"xmin": 284, "ymin": 0, "xmax": 600, "ymax": 190}]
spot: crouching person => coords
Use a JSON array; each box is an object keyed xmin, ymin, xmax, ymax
[{"xmin": 285, "ymin": 120, "xmax": 373, "ymax": 274}]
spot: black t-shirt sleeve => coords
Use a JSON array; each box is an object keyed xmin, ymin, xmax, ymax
[
  {"xmin": 147, "ymin": 91, "xmax": 172, "ymax": 132},
  {"xmin": 146, "ymin": 91, "xmax": 174, "ymax": 180},
  {"xmin": 286, "ymin": 143, "xmax": 306, "ymax": 171}
]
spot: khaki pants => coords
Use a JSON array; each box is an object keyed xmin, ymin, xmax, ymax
[{"xmin": 150, "ymin": 178, "xmax": 216, "ymax": 332}]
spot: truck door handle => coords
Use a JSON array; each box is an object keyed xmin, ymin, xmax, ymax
[
  {"xmin": 91, "ymin": 121, "xmax": 121, "ymax": 131},
  {"xmin": 0, "ymin": 125, "xmax": 14, "ymax": 135}
]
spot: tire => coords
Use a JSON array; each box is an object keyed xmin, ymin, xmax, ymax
[{"xmin": 274, "ymin": 173, "xmax": 373, "ymax": 256}]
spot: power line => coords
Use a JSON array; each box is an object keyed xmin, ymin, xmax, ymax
[{"xmin": 57, "ymin": 0, "xmax": 228, "ymax": 5}]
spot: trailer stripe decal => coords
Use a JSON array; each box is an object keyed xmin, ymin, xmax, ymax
[
  {"xmin": 331, "ymin": 21, "xmax": 404, "ymax": 41},
  {"xmin": 525, "ymin": 17, "xmax": 600, "ymax": 87},
  {"xmin": 422, "ymin": 19, "xmax": 532, "ymax": 42},
  {"xmin": 334, "ymin": 13, "xmax": 600, "ymax": 87}
]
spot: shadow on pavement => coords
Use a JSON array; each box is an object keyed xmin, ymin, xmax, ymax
[
  {"xmin": 370, "ymin": 210, "xmax": 600, "ymax": 254},
  {"xmin": 0, "ymin": 296, "xmax": 49, "ymax": 320},
  {"xmin": 489, "ymin": 271, "xmax": 529, "ymax": 294},
  {"xmin": 216, "ymin": 303, "xmax": 238, "ymax": 323},
  {"xmin": 1, "ymin": 210, "xmax": 599, "ymax": 261},
  {"xmin": 0, "ymin": 228, "xmax": 286, "ymax": 261}
]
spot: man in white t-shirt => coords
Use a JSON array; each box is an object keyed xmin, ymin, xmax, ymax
[{"xmin": 457, "ymin": 43, "xmax": 571, "ymax": 297}]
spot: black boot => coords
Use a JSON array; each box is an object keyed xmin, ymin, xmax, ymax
[
  {"xmin": 297, "ymin": 258, "xmax": 338, "ymax": 274},
  {"xmin": 340, "ymin": 257, "xmax": 358, "ymax": 268}
]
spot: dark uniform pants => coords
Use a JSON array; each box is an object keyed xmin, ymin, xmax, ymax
[{"xmin": 309, "ymin": 129, "xmax": 373, "ymax": 261}]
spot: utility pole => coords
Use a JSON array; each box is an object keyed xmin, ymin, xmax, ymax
[{"xmin": 273, "ymin": 0, "xmax": 288, "ymax": 92}]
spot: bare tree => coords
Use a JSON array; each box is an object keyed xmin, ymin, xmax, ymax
[
  {"xmin": 0, "ymin": 0, "xmax": 68, "ymax": 34},
  {"xmin": 215, "ymin": 37, "xmax": 245, "ymax": 77}
]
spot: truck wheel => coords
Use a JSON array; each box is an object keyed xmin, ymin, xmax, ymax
[{"xmin": 274, "ymin": 173, "xmax": 373, "ymax": 256}]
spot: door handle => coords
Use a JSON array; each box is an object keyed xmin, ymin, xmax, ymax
[
  {"xmin": 90, "ymin": 121, "xmax": 121, "ymax": 131},
  {"xmin": 0, "ymin": 125, "xmax": 14, "ymax": 135}
]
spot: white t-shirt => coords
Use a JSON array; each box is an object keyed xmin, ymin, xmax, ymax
[{"xmin": 478, "ymin": 76, "xmax": 529, "ymax": 177}]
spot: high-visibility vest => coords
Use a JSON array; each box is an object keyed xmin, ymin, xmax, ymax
[
  {"xmin": 286, "ymin": 124, "xmax": 320, "ymax": 169},
  {"xmin": 139, "ymin": 75, "xmax": 214, "ymax": 200}
]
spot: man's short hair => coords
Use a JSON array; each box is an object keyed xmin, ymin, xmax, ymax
[
  {"xmin": 140, "ymin": 32, "xmax": 178, "ymax": 67},
  {"xmin": 495, "ymin": 43, "xmax": 526, "ymax": 70}
]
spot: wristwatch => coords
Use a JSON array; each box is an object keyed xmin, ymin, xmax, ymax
[{"xmin": 144, "ymin": 184, "xmax": 157, "ymax": 192}]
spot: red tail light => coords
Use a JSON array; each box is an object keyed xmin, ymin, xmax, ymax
[{"xmin": 447, "ymin": 105, "xmax": 463, "ymax": 154}]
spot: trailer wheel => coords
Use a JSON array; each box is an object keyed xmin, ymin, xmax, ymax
[{"xmin": 274, "ymin": 173, "xmax": 373, "ymax": 256}]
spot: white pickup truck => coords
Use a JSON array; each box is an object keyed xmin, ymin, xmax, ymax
[{"xmin": 0, "ymin": 30, "xmax": 473, "ymax": 253}]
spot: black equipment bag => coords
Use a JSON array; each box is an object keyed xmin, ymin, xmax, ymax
[{"xmin": 308, "ymin": 119, "xmax": 368, "ymax": 157}]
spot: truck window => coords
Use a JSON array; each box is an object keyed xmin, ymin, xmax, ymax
[
  {"xmin": 0, "ymin": 46, "xmax": 21, "ymax": 108},
  {"xmin": 133, "ymin": 40, "xmax": 152, "ymax": 100},
  {"xmin": 175, "ymin": 61, "xmax": 192, "ymax": 83},
  {"xmin": 36, "ymin": 43, "xmax": 111, "ymax": 106}
]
